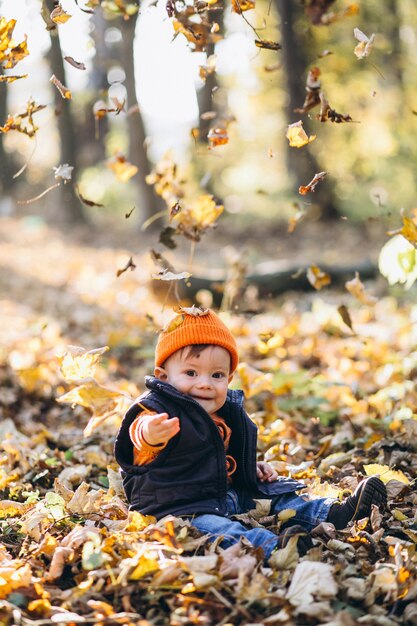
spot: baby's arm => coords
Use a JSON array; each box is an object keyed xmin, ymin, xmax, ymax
[
  {"xmin": 129, "ymin": 411, "xmax": 180, "ymax": 466},
  {"xmin": 142, "ymin": 413, "xmax": 180, "ymax": 446},
  {"xmin": 256, "ymin": 461, "xmax": 278, "ymax": 482}
]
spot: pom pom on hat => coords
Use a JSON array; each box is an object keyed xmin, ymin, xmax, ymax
[{"xmin": 155, "ymin": 307, "xmax": 238, "ymax": 373}]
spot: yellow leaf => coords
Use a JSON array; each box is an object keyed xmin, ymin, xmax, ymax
[
  {"xmin": 125, "ymin": 510, "xmax": 155, "ymax": 532},
  {"xmin": 130, "ymin": 554, "xmax": 160, "ymax": 580},
  {"xmin": 57, "ymin": 380, "xmax": 126, "ymax": 415},
  {"xmin": 175, "ymin": 194, "xmax": 224, "ymax": 231},
  {"xmin": 286, "ymin": 121, "xmax": 316, "ymax": 148},
  {"xmin": 107, "ymin": 154, "xmax": 138, "ymax": 182},
  {"xmin": 58, "ymin": 345, "xmax": 109, "ymax": 383},
  {"xmin": 307, "ymin": 265, "xmax": 331, "ymax": 290},
  {"xmin": 392, "ymin": 508, "xmax": 408, "ymax": 521},
  {"xmin": 0, "ymin": 18, "xmax": 29, "ymax": 69},
  {"xmin": 0, "ymin": 500, "xmax": 31, "ymax": 518},
  {"xmin": 345, "ymin": 272, "xmax": 377, "ymax": 306},
  {"xmin": 50, "ymin": 3, "xmax": 72, "ymax": 23},
  {"xmin": 231, "ymin": 0, "xmax": 255, "ymax": 12},
  {"xmin": 364, "ymin": 463, "xmax": 410, "ymax": 485},
  {"xmin": 277, "ymin": 509, "xmax": 296, "ymax": 522},
  {"xmin": 390, "ymin": 214, "xmax": 417, "ymax": 247},
  {"xmin": 235, "ymin": 363, "xmax": 273, "ymax": 399}
]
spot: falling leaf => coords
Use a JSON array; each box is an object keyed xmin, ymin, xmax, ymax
[
  {"xmin": 57, "ymin": 379, "xmax": 126, "ymax": 416},
  {"xmin": 0, "ymin": 99, "xmax": 46, "ymax": 137},
  {"xmin": 337, "ymin": 304, "xmax": 354, "ymax": 331},
  {"xmin": 50, "ymin": 4, "xmax": 72, "ymax": 23},
  {"xmin": 64, "ymin": 56, "xmax": 86, "ymax": 70},
  {"xmin": 299, "ymin": 171, "xmax": 327, "ymax": 195},
  {"xmin": 307, "ymin": 265, "xmax": 331, "ymax": 290},
  {"xmin": 0, "ymin": 18, "xmax": 29, "ymax": 69},
  {"xmin": 107, "ymin": 154, "xmax": 138, "ymax": 182},
  {"xmin": 53, "ymin": 163, "xmax": 74, "ymax": 181},
  {"xmin": 232, "ymin": 0, "xmax": 255, "ymax": 13},
  {"xmin": 286, "ymin": 121, "xmax": 316, "ymax": 148},
  {"xmin": 378, "ymin": 234, "xmax": 417, "ymax": 289},
  {"xmin": 175, "ymin": 305, "xmax": 209, "ymax": 317},
  {"xmin": 152, "ymin": 270, "xmax": 191, "ymax": 281},
  {"xmin": 125, "ymin": 206, "xmax": 135, "ymax": 218},
  {"xmin": 207, "ymin": 127, "xmax": 229, "ymax": 148},
  {"xmin": 0, "ymin": 73, "xmax": 27, "ymax": 83},
  {"xmin": 294, "ymin": 66, "xmax": 321, "ymax": 114},
  {"xmin": 388, "ymin": 212, "xmax": 417, "ymax": 247},
  {"xmin": 345, "ymin": 272, "xmax": 377, "ymax": 306},
  {"xmin": 255, "ymin": 39, "xmax": 281, "ymax": 51},
  {"xmin": 116, "ymin": 256, "xmax": 136, "ymax": 277},
  {"xmin": 50, "ymin": 74, "xmax": 72, "ymax": 99},
  {"xmin": 199, "ymin": 54, "xmax": 217, "ymax": 80},
  {"xmin": 58, "ymin": 345, "xmax": 109, "ymax": 383},
  {"xmin": 353, "ymin": 27, "xmax": 375, "ymax": 59},
  {"xmin": 76, "ymin": 187, "xmax": 104, "ymax": 207},
  {"xmin": 364, "ymin": 464, "xmax": 410, "ymax": 485},
  {"xmin": 317, "ymin": 93, "xmax": 353, "ymax": 123}
]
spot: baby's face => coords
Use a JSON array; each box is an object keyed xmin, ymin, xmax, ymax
[{"xmin": 155, "ymin": 345, "xmax": 233, "ymax": 417}]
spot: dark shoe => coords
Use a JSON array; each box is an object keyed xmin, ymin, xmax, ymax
[
  {"xmin": 327, "ymin": 476, "xmax": 387, "ymax": 530},
  {"xmin": 275, "ymin": 524, "xmax": 313, "ymax": 556}
]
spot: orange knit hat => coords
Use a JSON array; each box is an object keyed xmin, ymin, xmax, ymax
[{"xmin": 155, "ymin": 307, "xmax": 239, "ymax": 373}]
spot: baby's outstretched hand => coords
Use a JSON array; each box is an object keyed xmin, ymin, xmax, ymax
[
  {"xmin": 142, "ymin": 413, "xmax": 180, "ymax": 446},
  {"xmin": 256, "ymin": 461, "xmax": 278, "ymax": 482}
]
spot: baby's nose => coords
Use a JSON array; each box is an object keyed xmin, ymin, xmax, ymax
[{"xmin": 197, "ymin": 376, "xmax": 212, "ymax": 388}]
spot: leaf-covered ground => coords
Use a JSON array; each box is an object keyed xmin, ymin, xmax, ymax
[{"xmin": 1, "ymin": 216, "xmax": 417, "ymax": 626}]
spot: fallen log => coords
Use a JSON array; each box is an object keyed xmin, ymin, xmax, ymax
[{"xmin": 152, "ymin": 260, "xmax": 379, "ymax": 307}]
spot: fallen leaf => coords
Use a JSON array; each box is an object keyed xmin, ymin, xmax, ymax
[
  {"xmin": 286, "ymin": 561, "xmax": 338, "ymax": 606},
  {"xmin": 364, "ymin": 464, "xmax": 410, "ymax": 485}
]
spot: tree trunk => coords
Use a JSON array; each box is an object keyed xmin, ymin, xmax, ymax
[
  {"xmin": 119, "ymin": 9, "xmax": 165, "ymax": 224},
  {"xmin": 0, "ymin": 70, "xmax": 14, "ymax": 194},
  {"xmin": 275, "ymin": 0, "xmax": 339, "ymax": 220},
  {"xmin": 46, "ymin": 0, "xmax": 86, "ymax": 223}
]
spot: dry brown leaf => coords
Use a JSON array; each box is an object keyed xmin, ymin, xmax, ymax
[
  {"xmin": 345, "ymin": 272, "xmax": 377, "ymax": 306},
  {"xmin": 307, "ymin": 265, "xmax": 331, "ymax": 290}
]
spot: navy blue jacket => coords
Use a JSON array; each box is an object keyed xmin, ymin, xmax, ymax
[{"xmin": 114, "ymin": 376, "xmax": 304, "ymax": 519}]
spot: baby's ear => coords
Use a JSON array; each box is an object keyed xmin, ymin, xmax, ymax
[
  {"xmin": 154, "ymin": 366, "xmax": 168, "ymax": 381},
  {"xmin": 228, "ymin": 373, "xmax": 234, "ymax": 384}
]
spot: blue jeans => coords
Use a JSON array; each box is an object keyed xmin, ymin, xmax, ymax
[{"xmin": 191, "ymin": 488, "xmax": 335, "ymax": 560}]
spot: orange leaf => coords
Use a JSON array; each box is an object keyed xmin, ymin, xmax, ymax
[{"xmin": 107, "ymin": 154, "xmax": 138, "ymax": 182}]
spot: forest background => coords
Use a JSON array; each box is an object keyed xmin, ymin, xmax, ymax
[{"xmin": 1, "ymin": 0, "xmax": 417, "ymax": 624}]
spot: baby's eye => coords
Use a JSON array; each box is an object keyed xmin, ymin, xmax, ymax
[
  {"xmin": 213, "ymin": 372, "xmax": 225, "ymax": 379},
  {"xmin": 185, "ymin": 370, "xmax": 197, "ymax": 377}
]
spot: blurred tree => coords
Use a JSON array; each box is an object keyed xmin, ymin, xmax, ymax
[
  {"xmin": 0, "ymin": 70, "xmax": 14, "ymax": 194},
  {"xmin": 275, "ymin": 0, "xmax": 339, "ymax": 220},
  {"xmin": 119, "ymin": 5, "xmax": 165, "ymax": 223},
  {"xmin": 197, "ymin": 9, "xmax": 224, "ymax": 142},
  {"xmin": 44, "ymin": 0, "xmax": 86, "ymax": 223}
]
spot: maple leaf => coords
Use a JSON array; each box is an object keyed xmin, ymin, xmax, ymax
[
  {"xmin": 286, "ymin": 121, "xmax": 316, "ymax": 148},
  {"xmin": 307, "ymin": 265, "xmax": 331, "ymax": 290},
  {"xmin": 58, "ymin": 345, "xmax": 109, "ymax": 383},
  {"xmin": 107, "ymin": 154, "xmax": 138, "ymax": 182},
  {"xmin": 345, "ymin": 272, "xmax": 377, "ymax": 306},
  {"xmin": 353, "ymin": 27, "xmax": 375, "ymax": 59}
]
